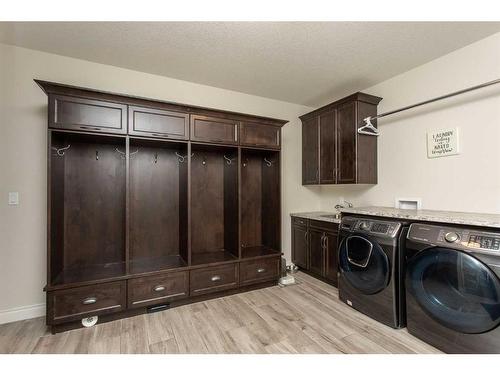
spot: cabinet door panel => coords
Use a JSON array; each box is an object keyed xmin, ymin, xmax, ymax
[
  {"xmin": 190, "ymin": 115, "xmax": 238, "ymax": 145},
  {"xmin": 128, "ymin": 106, "xmax": 188, "ymax": 139},
  {"xmin": 302, "ymin": 117, "xmax": 319, "ymax": 184},
  {"xmin": 309, "ymin": 229, "xmax": 325, "ymax": 276},
  {"xmin": 319, "ymin": 110, "xmax": 336, "ymax": 184},
  {"xmin": 325, "ymin": 231, "xmax": 339, "ymax": 286},
  {"xmin": 292, "ymin": 225, "xmax": 309, "ymax": 269},
  {"xmin": 240, "ymin": 122, "xmax": 280, "ymax": 149},
  {"xmin": 49, "ymin": 95, "xmax": 127, "ymax": 134},
  {"xmin": 337, "ymin": 102, "xmax": 356, "ymax": 183}
]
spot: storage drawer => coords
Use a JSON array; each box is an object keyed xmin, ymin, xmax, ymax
[
  {"xmin": 49, "ymin": 94, "xmax": 127, "ymax": 134},
  {"xmin": 128, "ymin": 106, "xmax": 189, "ymax": 139},
  {"xmin": 240, "ymin": 122, "xmax": 280, "ymax": 149},
  {"xmin": 240, "ymin": 257, "xmax": 280, "ymax": 286},
  {"xmin": 190, "ymin": 115, "xmax": 238, "ymax": 145},
  {"xmin": 309, "ymin": 219, "xmax": 339, "ymax": 232},
  {"xmin": 127, "ymin": 271, "xmax": 188, "ymax": 308},
  {"xmin": 190, "ymin": 263, "xmax": 238, "ymax": 296},
  {"xmin": 47, "ymin": 281, "xmax": 126, "ymax": 324},
  {"xmin": 292, "ymin": 216, "xmax": 308, "ymax": 227}
]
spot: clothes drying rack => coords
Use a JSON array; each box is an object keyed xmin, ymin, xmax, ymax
[{"xmin": 358, "ymin": 78, "xmax": 500, "ymax": 136}]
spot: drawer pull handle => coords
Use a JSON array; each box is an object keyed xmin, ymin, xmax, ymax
[
  {"xmin": 153, "ymin": 285, "xmax": 166, "ymax": 292},
  {"xmin": 82, "ymin": 297, "xmax": 97, "ymax": 305},
  {"xmin": 211, "ymin": 275, "xmax": 221, "ymax": 282},
  {"xmin": 79, "ymin": 126, "xmax": 102, "ymax": 131},
  {"xmin": 257, "ymin": 268, "xmax": 266, "ymax": 273},
  {"xmin": 151, "ymin": 133, "xmax": 169, "ymax": 138}
]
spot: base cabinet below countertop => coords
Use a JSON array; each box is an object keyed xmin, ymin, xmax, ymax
[{"xmin": 291, "ymin": 216, "xmax": 339, "ymax": 286}]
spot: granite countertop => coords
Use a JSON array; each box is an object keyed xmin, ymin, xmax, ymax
[
  {"xmin": 290, "ymin": 211, "xmax": 342, "ymax": 223},
  {"xmin": 340, "ymin": 206, "xmax": 500, "ymax": 229}
]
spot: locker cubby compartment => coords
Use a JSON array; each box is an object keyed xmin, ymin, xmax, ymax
[
  {"xmin": 240, "ymin": 149, "xmax": 281, "ymax": 258},
  {"xmin": 190, "ymin": 144, "xmax": 239, "ymax": 266},
  {"xmin": 49, "ymin": 131, "xmax": 127, "ymax": 286},
  {"xmin": 129, "ymin": 138, "xmax": 188, "ymax": 274}
]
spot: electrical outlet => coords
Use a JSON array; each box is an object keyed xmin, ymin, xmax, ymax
[{"xmin": 8, "ymin": 192, "xmax": 19, "ymax": 205}]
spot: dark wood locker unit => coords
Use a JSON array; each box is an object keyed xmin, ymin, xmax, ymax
[
  {"xmin": 128, "ymin": 138, "xmax": 188, "ymax": 274},
  {"xmin": 190, "ymin": 143, "xmax": 239, "ymax": 266},
  {"xmin": 299, "ymin": 92, "xmax": 382, "ymax": 185},
  {"xmin": 48, "ymin": 131, "xmax": 127, "ymax": 286},
  {"xmin": 240, "ymin": 149, "xmax": 281, "ymax": 258},
  {"xmin": 37, "ymin": 80, "xmax": 288, "ymax": 333},
  {"xmin": 291, "ymin": 216, "xmax": 339, "ymax": 286}
]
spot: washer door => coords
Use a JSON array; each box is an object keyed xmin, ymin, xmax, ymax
[
  {"xmin": 407, "ymin": 248, "xmax": 500, "ymax": 334},
  {"xmin": 339, "ymin": 234, "xmax": 390, "ymax": 295}
]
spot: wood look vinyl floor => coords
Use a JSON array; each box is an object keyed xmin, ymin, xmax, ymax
[{"xmin": 0, "ymin": 272, "xmax": 441, "ymax": 354}]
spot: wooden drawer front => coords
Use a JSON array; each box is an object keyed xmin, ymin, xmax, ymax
[
  {"xmin": 48, "ymin": 281, "xmax": 126, "ymax": 323},
  {"xmin": 49, "ymin": 95, "xmax": 127, "ymax": 134},
  {"xmin": 240, "ymin": 258, "xmax": 280, "ymax": 286},
  {"xmin": 190, "ymin": 264, "xmax": 238, "ymax": 296},
  {"xmin": 240, "ymin": 122, "xmax": 280, "ymax": 149},
  {"xmin": 190, "ymin": 115, "xmax": 238, "ymax": 145},
  {"xmin": 292, "ymin": 216, "xmax": 308, "ymax": 227},
  {"xmin": 309, "ymin": 219, "xmax": 339, "ymax": 232},
  {"xmin": 127, "ymin": 271, "xmax": 188, "ymax": 308},
  {"xmin": 128, "ymin": 106, "xmax": 189, "ymax": 139}
]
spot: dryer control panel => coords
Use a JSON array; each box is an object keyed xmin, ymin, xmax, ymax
[
  {"xmin": 408, "ymin": 223, "xmax": 500, "ymax": 254},
  {"xmin": 341, "ymin": 217, "xmax": 401, "ymax": 238}
]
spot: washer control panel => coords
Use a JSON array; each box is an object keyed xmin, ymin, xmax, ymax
[
  {"xmin": 341, "ymin": 217, "xmax": 401, "ymax": 238},
  {"xmin": 408, "ymin": 223, "xmax": 500, "ymax": 253}
]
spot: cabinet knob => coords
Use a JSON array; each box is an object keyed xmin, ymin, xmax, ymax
[
  {"xmin": 82, "ymin": 297, "xmax": 97, "ymax": 305},
  {"xmin": 153, "ymin": 285, "xmax": 166, "ymax": 292},
  {"xmin": 257, "ymin": 268, "xmax": 266, "ymax": 273},
  {"xmin": 211, "ymin": 275, "xmax": 221, "ymax": 282}
]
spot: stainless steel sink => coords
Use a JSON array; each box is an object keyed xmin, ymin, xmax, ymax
[{"xmin": 319, "ymin": 214, "xmax": 341, "ymax": 220}]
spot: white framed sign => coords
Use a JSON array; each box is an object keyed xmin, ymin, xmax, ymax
[{"xmin": 427, "ymin": 128, "xmax": 460, "ymax": 158}]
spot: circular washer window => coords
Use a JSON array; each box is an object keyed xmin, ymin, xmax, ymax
[
  {"xmin": 339, "ymin": 235, "xmax": 390, "ymax": 295},
  {"xmin": 407, "ymin": 248, "xmax": 500, "ymax": 334}
]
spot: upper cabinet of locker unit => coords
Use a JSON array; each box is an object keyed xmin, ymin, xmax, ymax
[
  {"xmin": 240, "ymin": 121, "xmax": 280, "ymax": 149},
  {"xmin": 48, "ymin": 95, "xmax": 127, "ymax": 134},
  {"xmin": 190, "ymin": 115, "xmax": 239, "ymax": 145},
  {"xmin": 35, "ymin": 80, "xmax": 288, "ymax": 143},
  {"xmin": 128, "ymin": 106, "xmax": 189, "ymax": 140},
  {"xmin": 299, "ymin": 92, "xmax": 382, "ymax": 185}
]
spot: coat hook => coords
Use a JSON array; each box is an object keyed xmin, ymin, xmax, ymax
[
  {"xmin": 202, "ymin": 157, "xmax": 207, "ymax": 166},
  {"xmin": 242, "ymin": 158, "xmax": 248, "ymax": 167},
  {"xmin": 95, "ymin": 150, "xmax": 99, "ymax": 161},
  {"xmin": 154, "ymin": 153, "xmax": 158, "ymax": 164},
  {"xmin": 51, "ymin": 144, "xmax": 71, "ymax": 157},
  {"xmin": 264, "ymin": 157, "xmax": 273, "ymax": 167},
  {"xmin": 223, "ymin": 155, "xmax": 236, "ymax": 165}
]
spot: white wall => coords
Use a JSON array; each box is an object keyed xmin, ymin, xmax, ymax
[
  {"xmin": 319, "ymin": 32, "xmax": 500, "ymax": 214},
  {"xmin": 0, "ymin": 42, "xmax": 320, "ymax": 323}
]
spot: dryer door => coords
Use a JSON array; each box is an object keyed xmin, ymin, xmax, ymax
[
  {"xmin": 338, "ymin": 234, "xmax": 390, "ymax": 295},
  {"xmin": 407, "ymin": 248, "xmax": 500, "ymax": 334}
]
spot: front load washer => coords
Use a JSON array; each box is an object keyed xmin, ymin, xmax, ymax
[
  {"xmin": 406, "ymin": 223, "xmax": 500, "ymax": 353},
  {"xmin": 338, "ymin": 216, "xmax": 408, "ymax": 329}
]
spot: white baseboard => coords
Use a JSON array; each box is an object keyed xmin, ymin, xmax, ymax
[{"xmin": 0, "ymin": 303, "xmax": 45, "ymax": 325}]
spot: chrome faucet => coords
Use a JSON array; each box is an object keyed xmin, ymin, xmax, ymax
[{"xmin": 335, "ymin": 201, "xmax": 353, "ymax": 210}]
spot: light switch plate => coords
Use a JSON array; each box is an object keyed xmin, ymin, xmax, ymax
[{"xmin": 8, "ymin": 192, "xmax": 19, "ymax": 205}]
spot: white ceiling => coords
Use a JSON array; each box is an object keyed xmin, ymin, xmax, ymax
[{"xmin": 1, "ymin": 22, "xmax": 499, "ymax": 106}]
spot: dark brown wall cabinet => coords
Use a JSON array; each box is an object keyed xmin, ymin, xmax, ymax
[
  {"xmin": 300, "ymin": 93, "xmax": 382, "ymax": 185},
  {"xmin": 291, "ymin": 217, "xmax": 339, "ymax": 286},
  {"xmin": 37, "ymin": 80, "xmax": 287, "ymax": 332}
]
